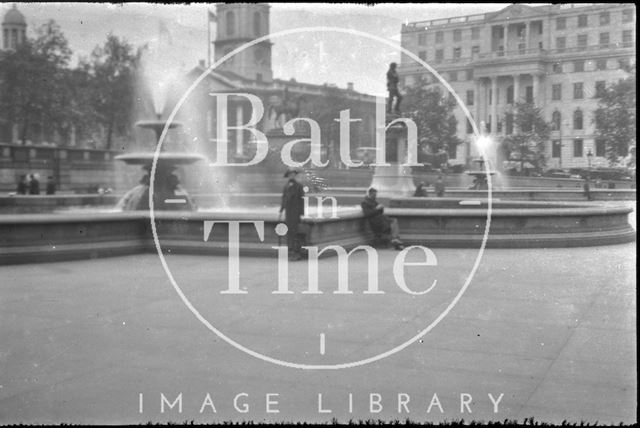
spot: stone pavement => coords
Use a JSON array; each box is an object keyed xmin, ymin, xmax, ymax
[{"xmin": 0, "ymin": 243, "xmax": 635, "ymax": 424}]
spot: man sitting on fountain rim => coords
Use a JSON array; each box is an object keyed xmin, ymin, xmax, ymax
[{"xmin": 360, "ymin": 187, "xmax": 405, "ymax": 250}]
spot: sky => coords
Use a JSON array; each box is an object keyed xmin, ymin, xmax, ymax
[{"xmin": 4, "ymin": 3, "xmax": 514, "ymax": 95}]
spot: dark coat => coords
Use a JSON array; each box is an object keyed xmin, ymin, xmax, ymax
[
  {"xmin": 361, "ymin": 196, "xmax": 390, "ymax": 233},
  {"xmin": 281, "ymin": 179, "xmax": 305, "ymax": 225},
  {"xmin": 28, "ymin": 178, "xmax": 40, "ymax": 195}
]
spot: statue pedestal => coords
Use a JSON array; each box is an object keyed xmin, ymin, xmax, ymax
[
  {"xmin": 369, "ymin": 119, "xmax": 415, "ymax": 198},
  {"xmin": 262, "ymin": 128, "xmax": 311, "ymax": 173}
]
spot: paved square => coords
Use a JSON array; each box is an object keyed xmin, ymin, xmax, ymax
[{"xmin": 0, "ymin": 244, "xmax": 635, "ymax": 424}]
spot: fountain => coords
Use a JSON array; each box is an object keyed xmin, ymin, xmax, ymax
[
  {"xmin": 114, "ymin": 119, "xmax": 205, "ymax": 211},
  {"xmin": 465, "ymin": 157, "xmax": 496, "ymax": 191}
]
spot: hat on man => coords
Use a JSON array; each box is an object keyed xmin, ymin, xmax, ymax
[{"xmin": 284, "ymin": 167, "xmax": 301, "ymax": 178}]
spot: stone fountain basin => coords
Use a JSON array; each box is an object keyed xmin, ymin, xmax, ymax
[
  {"xmin": 115, "ymin": 152, "xmax": 206, "ymax": 166},
  {"xmin": 0, "ymin": 200, "xmax": 634, "ymax": 265}
]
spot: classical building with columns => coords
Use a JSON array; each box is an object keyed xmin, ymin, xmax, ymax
[{"xmin": 399, "ymin": 3, "xmax": 636, "ymax": 169}]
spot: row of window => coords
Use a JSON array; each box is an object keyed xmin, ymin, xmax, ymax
[
  {"xmin": 555, "ymin": 9, "xmax": 634, "ymax": 30},
  {"xmin": 555, "ymin": 30, "xmax": 634, "ymax": 51},
  {"xmin": 418, "ymin": 27, "xmax": 481, "ymax": 46},
  {"xmin": 552, "ymin": 139, "xmax": 606, "ymax": 158},
  {"xmin": 551, "ymin": 109, "xmax": 587, "ymax": 131},
  {"xmin": 415, "ymin": 32, "xmax": 632, "ymax": 63},
  {"xmin": 551, "ymin": 81, "xmax": 608, "ymax": 101},
  {"xmin": 549, "ymin": 56, "xmax": 632, "ymax": 74}
]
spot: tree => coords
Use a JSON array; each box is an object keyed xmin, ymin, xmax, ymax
[
  {"xmin": 0, "ymin": 20, "xmax": 72, "ymax": 144},
  {"xmin": 501, "ymin": 102, "xmax": 551, "ymax": 173},
  {"xmin": 86, "ymin": 34, "xmax": 141, "ymax": 149},
  {"xmin": 594, "ymin": 66, "xmax": 636, "ymax": 166},
  {"xmin": 401, "ymin": 78, "xmax": 461, "ymax": 168}
]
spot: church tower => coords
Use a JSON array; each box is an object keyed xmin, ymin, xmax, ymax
[
  {"xmin": 2, "ymin": 4, "xmax": 27, "ymax": 51},
  {"xmin": 213, "ymin": 3, "xmax": 273, "ymax": 83}
]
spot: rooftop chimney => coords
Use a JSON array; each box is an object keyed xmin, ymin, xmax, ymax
[{"xmin": 347, "ymin": 82, "xmax": 354, "ymax": 91}]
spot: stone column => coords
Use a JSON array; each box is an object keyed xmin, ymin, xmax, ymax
[
  {"xmin": 473, "ymin": 79, "xmax": 480, "ymax": 125},
  {"xmin": 526, "ymin": 21, "xmax": 531, "ymax": 51},
  {"xmin": 490, "ymin": 76, "xmax": 498, "ymax": 134},
  {"xmin": 235, "ymin": 104, "xmax": 243, "ymax": 156},
  {"xmin": 502, "ymin": 25, "xmax": 507, "ymax": 54},
  {"xmin": 532, "ymin": 73, "xmax": 540, "ymax": 106},
  {"xmin": 513, "ymin": 74, "xmax": 520, "ymax": 104}
]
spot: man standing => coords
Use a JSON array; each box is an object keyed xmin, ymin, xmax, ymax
[
  {"xmin": 46, "ymin": 176, "xmax": 57, "ymax": 195},
  {"xmin": 386, "ymin": 62, "xmax": 402, "ymax": 114},
  {"xmin": 361, "ymin": 187, "xmax": 405, "ymax": 250},
  {"xmin": 28, "ymin": 174, "xmax": 40, "ymax": 195},
  {"xmin": 279, "ymin": 168, "xmax": 306, "ymax": 261},
  {"xmin": 434, "ymin": 175, "xmax": 446, "ymax": 197}
]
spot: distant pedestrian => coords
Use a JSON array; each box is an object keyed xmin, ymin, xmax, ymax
[
  {"xmin": 28, "ymin": 174, "xmax": 40, "ymax": 195},
  {"xmin": 46, "ymin": 176, "xmax": 56, "ymax": 195},
  {"xmin": 16, "ymin": 175, "xmax": 27, "ymax": 195},
  {"xmin": 583, "ymin": 176, "xmax": 593, "ymax": 201},
  {"xmin": 434, "ymin": 175, "xmax": 446, "ymax": 197},
  {"xmin": 279, "ymin": 167, "xmax": 306, "ymax": 261},
  {"xmin": 414, "ymin": 182, "xmax": 429, "ymax": 197}
]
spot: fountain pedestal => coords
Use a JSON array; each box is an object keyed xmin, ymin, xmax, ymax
[
  {"xmin": 115, "ymin": 121, "xmax": 206, "ymax": 211},
  {"xmin": 369, "ymin": 118, "xmax": 415, "ymax": 198}
]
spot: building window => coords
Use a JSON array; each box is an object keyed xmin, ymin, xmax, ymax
[
  {"xmin": 577, "ymin": 34, "xmax": 588, "ymax": 50},
  {"xmin": 599, "ymin": 11, "xmax": 610, "ymax": 26},
  {"xmin": 622, "ymin": 30, "xmax": 633, "ymax": 47},
  {"xmin": 552, "ymin": 84, "xmax": 562, "ymax": 101},
  {"xmin": 556, "ymin": 36, "xmax": 566, "ymax": 52},
  {"xmin": 505, "ymin": 86, "xmax": 513, "ymax": 104},
  {"xmin": 435, "ymin": 49, "xmax": 444, "ymax": 63},
  {"xmin": 595, "ymin": 139, "xmax": 606, "ymax": 157},
  {"xmin": 253, "ymin": 12, "xmax": 261, "ymax": 35},
  {"xmin": 418, "ymin": 33, "xmax": 427, "ymax": 45},
  {"xmin": 453, "ymin": 29, "xmax": 462, "ymax": 42},
  {"xmin": 466, "ymin": 118, "xmax": 473, "ymax": 134},
  {"xmin": 256, "ymin": 73, "xmax": 263, "ymax": 82},
  {"xmin": 599, "ymin": 32, "xmax": 609, "ymax": 48},
  {"xmin": 471, "ymin": 45, "xmax": 480, "ymax": 56},
  {"xmin": 622, "ymin": 8, "xmax": 634, "ymax": 23},
  {"xmin": 226, "ymin": 11, "xmax": 235, "ymax": 36},
  {"xmin": 595, "ymin": 80, "xmax": 606, "ymax": 98},
  {"xmin": 573, "ymin": 82, "xmax": 584, "ymax": 99},
  {"xmin": 552, "ymin": 140, "xmax": 562, "ymax": 158},
  {"xmin": 466, "ymin": 69, "xmax": 474, "ymax": 80},
  {"xmin": 556, "ymin": 17, "xmax": 566, "ymax": 30},
  {"xmin": 574, "ymin": 60, "xmax": 585, "ymax": 72},
  {"xmin": 552, "ymin": 110, "xmax": 562, "ymax": 130},
  {"xmin": 435, "ymin": 31, "xmax": 443, "ymax": 43},
  {"xmin": 573, "ymin": 109, "xmax": 583, "ymax": 130},
  {"xmin": 449, "ymin": 71, "xmax": 458, "ymax": 82},
  {"xmin": 596, "ymin": 59, "xmax": 607, "ymax": 71},
  {"xmin": 466, "ymin": 90, "xmax": 474, "ymax": 106},
  {"xmin": 505, "ymin": 113, "xmax": 514, "ymax": 134},
  {"xmin": 578, "ymin": 14, "xmax": 588, "ymax": 28},
  {"xmin": 418, "ymin": 51, "xmax": 426, "ymax": 61},
  {"xmin": 453, "ymin": 47, "xmax": 461, "ymax": 59},
  {"xmin": 552, "ymin": 62, "xmax": 563, "ymax": 73},
  {"xmin": 573, "ymin": 139, "xmax": 583, "ymax": 157},
  {"xmin": 525, "ymin": 86, "xmax": 533, "ymax": 103},
  {"xmin": 471, "ymin": 27, "xmax": 480, "ymax": 40}
]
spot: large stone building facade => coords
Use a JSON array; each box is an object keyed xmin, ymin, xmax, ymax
[{"xmin": 399, "ymin": 3, "xmax": 636, "ymax": 169}]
